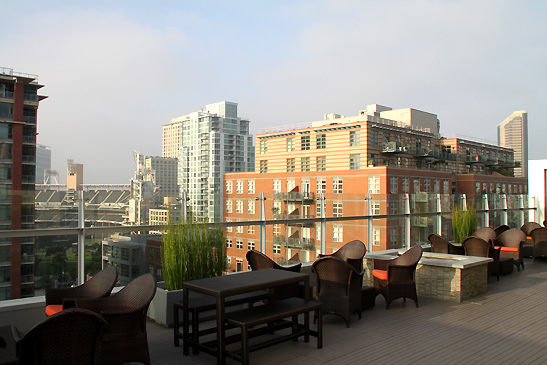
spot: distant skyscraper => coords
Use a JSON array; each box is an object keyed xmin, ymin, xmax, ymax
[
  {"xmin": 0, "ymin": 67, "xmax": 47, "ymax": 300},
  {"xmin": 36, "ymin": 144, "xmax": 51, "ymax": 184},
  {"xmin": 162, "ymin": 101, "xmax": 255, "ymax": 221},
  {"xmin": 498, "ymin": 111, "xmax": 528, "ymax": 178}
]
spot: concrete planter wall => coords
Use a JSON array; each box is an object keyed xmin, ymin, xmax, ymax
[{"xmin": 147, "ymin": 282, "xmax": 184, "ymax": 328}]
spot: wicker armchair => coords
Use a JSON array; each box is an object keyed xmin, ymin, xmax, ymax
[
  {"xmin": 530, "ymin": 227, "xmax": 547, "ymax": 262},
  {"xmin": 317, "ymin": 240, "xmax": 367, "ymax": 271},
  {"xmin": 472, "ymin": 227, "xmax": 497, "ymax": 242},
  {"xmin": 74, "ymin": 273, "xmax": 157, "ymax": 365},
  {"xmin": 372, "ymin": 246, "xmax": 423, "ymax": 309},
  {"xmin": 521, "ymin": 222, "xmax": 542, "ymax": 257},
  {"xmin": 312, "ymin": 256, "xmax": 363, "ymax": 327},
  {"xmin": 427, "ymin": 234, "xmax": 464, "ymax": 255},
  {"xmin": 462, "ymin": 236, "xmax": 511, "ymax": 280},
  {"xmin": 45, "ymin": 266, "xmax": 118, "ymax": 316},
  {"xmin": 9, "ymin": 308, "xmax": 107, "ymax": 364},
  {"xmin": 493, "ymin": 228, "xmax": 527, "ymax": 271},
  {"xmin": 494, "ymin": 224, "xmax": 510, "ymax": 237}
]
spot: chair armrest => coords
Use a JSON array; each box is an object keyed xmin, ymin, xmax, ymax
[
  {"xmin": 74, "ymin": 297, "xmax": 111, "ymax": 313},
  {"xmin": 387, "ymin": 264, "xmax": 417, "ymax": 283},
  {"xmin": 373, "ymin": 259, "xmax": 391, "ymax": 270},
  {"xmin": 45, "ymin": 286, "xmax": 84, "ymax": 305}
]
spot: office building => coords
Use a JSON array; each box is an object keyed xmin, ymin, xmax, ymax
[
  {"xmin": 498, "ymin": 110, "xmax": 528, "ymax": 178},
  {"xmin": 0, "ymin": 67, "xmax": 47, "ymax": 299},
  {"xmin": 35, "ymin": 144, "xmax": 51, "ymax": 184},
  {"xmin": 162, "ymin": 101, "xmax": 254, "ymax": 222}
]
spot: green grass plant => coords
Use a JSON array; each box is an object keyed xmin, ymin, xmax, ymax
[{"xmin": 452, "ymin": 203, "xmax": 477, "ymax": 243}]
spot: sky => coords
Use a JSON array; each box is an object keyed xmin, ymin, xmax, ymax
[{"xmin": 2, "ymin": 0, "xmax": 546, "ymax": 184}]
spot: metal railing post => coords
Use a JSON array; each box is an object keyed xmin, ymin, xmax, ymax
[
  {"xmin": 519, "ymin": 194, "xmax": 525, "ymax": 227},
  {"xmin": 435, "ymin": 194, "xmax": 442, "ymax": 235},
  {"xmin": 367, "ymin": 195, "xmax": 373, "ymax": 252},
  {"xmin": 181, "ymin": 190, "xmax": 187, "ymax": 220},
  {"xmin": 501, "ymin": 194, "xmax": 508, "ymax": 226},
  {"xmin": 77, "ymin": 190, "xmax": 85, "ymax": 285},
  {"xmin": 404, "ymin": 193, "xmax": 410, "ymax": 249},
  {"xmin": 461, "ymin": 194, "xmax": 467, "ymax": 211},
  {"xmin": 259, "ymin": 192, "xmax": 266, "ymax": 253},
  {"xmin": 483, "ymin": 194, "xmax": 489, "ymax": 228},
  {"xmin": 320, "ymin": 193, "xmax": 326, "ymax": 255}
]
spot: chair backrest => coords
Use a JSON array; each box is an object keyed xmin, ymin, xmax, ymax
[
  {"xmin": 246, "ymin": 250, "xmax": 302, "ymax": 272},
  {"xmin": 494, "ymin": 228, "xmax": 526, "ymax": 248},
  {"xmin": 428, "ymin": 234, "xmax": 450, "ymax": 254},
  {"xmin": 108, "ymin": 273, "xmax": 157, "ymax": 312},
  {"xmin": 391, "ymin": 246, "xmax": 423, "ymax": 267},
  {"xmin": 81, "ymin": 266, "xmax": 119, "ymax": 299},
  {"xmin": 472, "ymin": 227, "xmax": 497, "ymax": 242},
  {"xmin": 530, "ymin": 227, "xmax": 547, "ymax": 245},
  {"xmin": 331, "ymin": 240, "xmax": 366, "ymax": 271},
  {"xmin": 521, "ymin": 222, "xmax": 542, "ymax": 236},
  {"xmin": 462, "ymin": 236, "xmax": 491, "ymax": 257},
  {"xmin": 312, "ymin": 257, "xmax": 362, "ymax": 296},
  {"xmin": 494, "ymin": 225, "xmax": 510, "ymax": 237},
  {"xmin": 17, "ymin": 308, "xmax": 107, "ymax": 365}
]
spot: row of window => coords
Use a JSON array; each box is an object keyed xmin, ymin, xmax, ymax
[
  {"xmin": 225, "ymin": 199, "xmax": 256, "ymax": 214},
  {"xmin": 225, "ymin": 180, "xmax": 255, "ymax": 194},
  {"xmin": 260, "ymin": 131, "xmax": 362, "ymax": 154}
]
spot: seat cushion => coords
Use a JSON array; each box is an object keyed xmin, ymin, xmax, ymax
[
  {"xmin": 372, "ymin": 269, "xmax": 387, "ymax": 281},
  {"xmin": 499, "ymin": 247, "xmax": 519, "ymax": 252},
  {"xmin": 45, "ymin": 304, "xmax": 63, "ymax": 316}
]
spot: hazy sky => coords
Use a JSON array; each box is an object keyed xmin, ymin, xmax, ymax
[{"xmin": 3, "ymin": 0, "xmax": 545, "ymax": 183}]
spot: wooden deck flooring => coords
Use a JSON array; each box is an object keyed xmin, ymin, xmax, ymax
[{"xmin": 147, "ymin": 258, "xmax": 547, "ymax": 364}]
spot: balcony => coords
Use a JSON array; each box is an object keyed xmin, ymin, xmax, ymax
[
  {"xmin": 273, "ymin": 191, "xmax": 315, "ymax": 202},
  {"xmin": 381, "ymin": 141, "xmax": 409, "ymax": 154},
  {"xmin": 273, "ymin": 235, "xmax": 315, "ymax": 250}
]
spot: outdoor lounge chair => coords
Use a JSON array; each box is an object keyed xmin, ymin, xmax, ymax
[
  {"xmin": 428, "ymin": 233, "xmax": 464, "ymax": 255},
  {"xmin": 45, "ymin": 266, "xmax": 118, "ymax": 316},
  {"xmin": 530, "ymin": 227, "xmax": 547, "ymax": 262},
  {"xmin": 493, "ymin": 228, "xmax": 527, "ymax": 271},
  {"xmin": 472, "ymin": 227, "xmax": 497, "ymax": 242},
  {"xmin": 462, "ymin": 236, "xmax": 512, "ymax": 280},
  {"xmin": 7, "ymin": 308, "xmax": 107, "ymax": 364},
  {"xmin": 521, "ymin": 222, "xmax": 542, "ymax": 257},
  {"xmin": 74, "ymin": 273, "xmax": 157, "ymax": 365},
  {"xmin": 372, "ymin": 246, "xmax": 423, "ymax": 309},
  {"xmin": 494, "ymin": 224, "xmax": 510, "ymax": 237},
  {"xmin": 312, "ymin": 256, "xmax": 363, "ymax": 327},
  {"xmin": 317, "ymin": 239, "xmax": 367, "ymax": 271}
]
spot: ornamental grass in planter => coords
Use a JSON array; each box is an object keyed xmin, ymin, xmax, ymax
[{"xmin": 452, "ymin": 204, "xmax": 476, "ymax": 244}]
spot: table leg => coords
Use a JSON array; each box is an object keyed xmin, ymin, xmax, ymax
[
  {"xmin": 216, "ymin": 296, "xmax": 226, "ymax": 365},
  {"xmin": 183, "ymin": 289, "xmax": 190, "ymax": 356}
]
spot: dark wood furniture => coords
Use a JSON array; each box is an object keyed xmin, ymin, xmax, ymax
[
  {"xmin": 317, "ymin": 239, "xmax": 367, "ymax": 271},
  {"xmin": 493, "ymin": 228, "xmax": 527, "ymax": 271},
  {"xmin": 530, "ymin": 227, "xmax": 547, "ymax": 262},
  {"xmin": 428, "ymin": 233, "xmax": 465, "ymax": 255},
  {"xmin": 462, "ymin": 236, "xmax": 512, "ymax": 280},
  {"xmin": 472, "ymin": 227, "xmax": 497, "ymax": 242},
  {"xmin": 182, "ymin": 268, "xmax": 310, "ymax": 365},
  {"xmin": 521, "ymin": 222, "xmax": 542, "ymax": 257}
]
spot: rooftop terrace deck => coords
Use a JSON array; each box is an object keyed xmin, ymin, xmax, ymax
[{"xmin": 147, "ymin": 257, "xmax": 547, "ymax": 364}]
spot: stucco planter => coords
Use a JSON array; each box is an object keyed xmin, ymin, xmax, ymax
[{"xmin": 147, "ymin": 282, "xmax": 184, "ymax": 328}]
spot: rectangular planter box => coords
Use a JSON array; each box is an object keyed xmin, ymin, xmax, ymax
[{"xmin": 147, "ymin": 282, "xmax": 184, "ymax": 328}]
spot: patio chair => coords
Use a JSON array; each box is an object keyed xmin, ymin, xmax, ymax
[
  {"xmin": 372, "ymin": 246, "xmax": 423, "ymax": 309},
  {"xmin": 74, "ymin": 273, "xmax": 157, "ymax": 365},
  {"xmin": 427, "ymin": 234, "xmax": 464, "ymax": 255},
  {"xmin": 472, "ymin": 227, "xmax": 497, "ymax": 242},
  {"xmin": 530, "ymin": 227, "xmax": 547, "ymax": 262},
  {"xmin": 462, "ymin": 236, "xmax": 511, "ymax": 280},
  {"xmin": 317, "ymin": 239, "xmax": 367, "ymax": 271},
  {"xmin": 45, "ymin": 266, "xmax": 118, "ymax": 316},
  {"xmin": 493, "ymin": 228, "xmax": 527, "ymax": 271},
  {"xmin": 521, "ymin": 222, "xmax": 542, "ymax": 257},
  {"xmin": 494, "ymin": 224, "xmax": 510, "ymax": 237},
  {"xmin": 312, "ymin": 256, "xmax": 363, "ymax": 328},
  {"xmin": 8, "ymin": 308, "xmax": 107, "ymax": 364}
]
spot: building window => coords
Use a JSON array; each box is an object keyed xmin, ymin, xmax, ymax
[
  {"xmin": 236, "ymin": 180, "xmax": 243, "ymax": 194},
  {"xmin": 225, "ymin": 218, "xmax": 232, "ymax": 232},
  {"xmin": 424, "ymin": 178, "xmax": 430, "ymax": 193},
  {"xmin": 390, "ymin": 177, "xmax": 398, "ymax": 194},
  {"xmin": 373, "ymin": 228, "xmax": 380, "ymax": 246},
  {"xmin": 434, "ymin": 179, "xmax": 440, "ymax": 193},
  {"xmin": 316, "ymin": 223, "xmax": 321, "ymax": 240},
  {"xmin": 236, "ymin": 200, "xmax": 243, "ymax": 214},
  {"xmin": 301, "ymin": 135, "xmax": 310, "ymax": 150},
  {"xmin": 389, "ymin": 201, "xmax": 398, "ymax": 215},
  {"xmin": 226, "ymin": 181, "xmax": 233, "ymax": 194},
  {"xmin": 333, "ymin": 225, "xmax": 343, "ymax": 242},
  {"xmin": 248, "ymin": 241, "xmax": 255, "ymax": 250},
  {"xmin": 273, "ymin": 244, "xmax": 281, "ymax": 254},
  {"xmin": 287, "ymin": 158, "xmax": 295, "ymax": 172},
  {"xmin": 301, "ymin": 157, "xmax": 310, "ymax": 172},
  {"xmin": 333, "ymin": 178, "xmax": 343, "ymax": 194},
  {"xmin": 317, "ymin": 134, "xmax": 326, "ymax": 149},
  {"xmin": 286, "ymin": 137, "xmax": 295, "ymax": 152},
  {"xmin": 236, "ymin": 225, "xmax": 243, "ymax": 233},
  {"xmin": 260, "ymin": 140, "xmax": 267, "ymax": 154},
  {"xmin": 316, "ymin": 156, "xmax": 326, "ymax": 171},
  {"xmin": 236, "ymin": 240, "xmax": 243, "ymax": 249},
  {"xmin": 247, "ymin": 225, "xmax": 255, "ymax": 235},
  {"xmin": 247, "ymin": 199, "xmax": 255, "ymax": 214},
  {"xmin": 369, "ymin": 176, "xmax": 380, "ymax": 194},
  {"xmin": 390, "ymin": 228, "xmax": 398, "ymax": 247},
  {"xmin": 443, "ymin": 180, "xmax": 449, "ymax": 194},
  {"xmin": 316, "ymin": 178, "xmax": 327, "ymax": 194},
  {"xmin": 333, "ymin": 201, "xmax": 343, "ymax": 217},
  {"xmin": 350, "ymin": 130, "xmax": 360, "ymax": 146},
  {"xmin": 350, "ymin": 154, "xmax": 360, "ymax": 170},
  {"xmin": 273, "ymin": 179, "xmax": 282, "ymax": 193},
  {"xmin": 273, "ymin": 224, "xmax": 281, "ymax": 236},
  {"xmin": 370, "ymin": 129, "xmax": 378, "ymax": 147},
  {"xmin": 247, "ymin": 180, "xmax": 255, "ymax": 193},
  {"xmin": 371, "ymin": 202, "xmax": 380, "ymax": 215},
  {"xmin": 413, "ymin": 179, "xmax": 421, "ymax": 193},
  {"xmin": 226, "ymin": 199, "xmax": 232, "ymax": 213},
  {"xmin": 259, "ymin": 160, "xmax": 268, "ymax": 174},
  {"xmin": 226, "ymin": 239, "xmax": 232, "ymax": 248}
]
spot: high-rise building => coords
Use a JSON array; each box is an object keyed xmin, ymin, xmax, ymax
[
  {"xmin": 0, "ymin": 67, "xmax": 47, "ymax": 299},
  {"xmin": 35, "ymin": 144, "xmax": 51, "ymax": 184},
  {"xmin": 162, "ymin": 101, "xmax": 255, "ymax": 221},
  {"xmin": 498, "ymin": 110, "xmax": 528, "ymax": 178}
]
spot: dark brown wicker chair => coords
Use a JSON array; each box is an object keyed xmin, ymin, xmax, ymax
[
  {"xmin": 428, "ymin": 233, "xmax": 464, "ymax": 255},
  {"xmin": 494, "ymin": 224, "xmax": 510, "ymax": 237},
  {"xmin": 74, "ymin": 273, "xmax": 157, "ymax": 365},
  {"xmin": 521, "ymin": 222, "xmax": 542, "ymax": 236},
  {"xmin": 462, "ymin": 236, "xmax": 511, "ymax": 280},
  {"xmin": 472, "ymin": 227, "xmax": 497, "ymax": 242},
  {"xmin": 521, "ymin": 222, "xmax": 542, "ymax": 257},
  {"xmin": 9, "ymin": 308, "xmax": 107, "ymax": 364},
  {"xmin": 312, "ymin": 256, "xmax": 363, "ymax": 327},
  {"xmin": 45, "ymin": 266, "xmax": 118, "ymax": 316},
  {"xmin": 372, "ymin": 246, "xmax": 423, "ymax": 309},
  {"xmin": 318, "ymin": 239, "xmax": 367, "ymax": 271},
  {"xmin": 530, "ymin": 227, "xmax": 547, "ymax": 262},
  {"xmin": 493, "ymin": 228, "xmax": 527, "ymax": 271}
]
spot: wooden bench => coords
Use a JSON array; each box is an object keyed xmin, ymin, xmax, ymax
[
  {"xmin": 173, "ymin": 290, "xmax": 269, "ymax": 349},
  {"xmin": 225, "ymin": 297, "xmax": 322, "ymax": 365}
]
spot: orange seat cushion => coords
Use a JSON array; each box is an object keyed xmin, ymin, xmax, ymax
[
  {"xmin": 45, "ymin": 304, "xmax": 63, "ymax": 316},
  {"xmin": 527, "ymin": 236, "xmax": 533, "ymax": 240},
  {"xmin": 499, "ymin": 247, "xmax": 519, "ymax": 252},
  {"xmin": 372, "ymin": 269, "xmax": 388, "ymax": 281}
]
